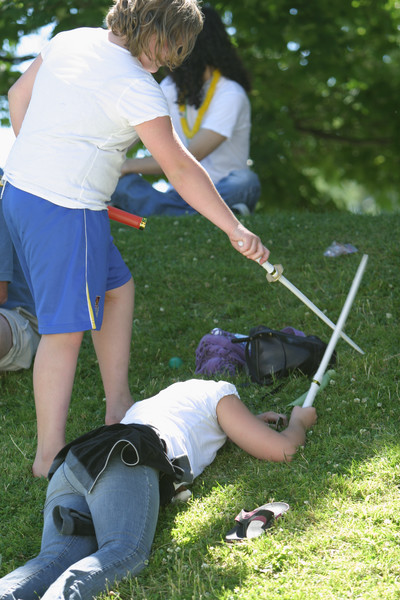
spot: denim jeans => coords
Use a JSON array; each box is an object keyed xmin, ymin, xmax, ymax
[
  {"xmin": 111, "ymin": 168, "xmax": 261, "ymax": 216},
  {"xmin": 0, "ymin": 455, "xmax": 160, "ymax": 600}
]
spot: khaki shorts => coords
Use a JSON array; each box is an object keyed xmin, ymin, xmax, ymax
[{"xmin": 0, "ymin": 307, "xmax": 40, "ymax": 372}]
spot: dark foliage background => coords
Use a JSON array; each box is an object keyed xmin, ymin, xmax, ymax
[{"xmin": 1, "ymin": 0, "xmax": 399, "ymax": 212}]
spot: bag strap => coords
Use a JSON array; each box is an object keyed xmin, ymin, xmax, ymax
[
  {"xmin": 231, "ymin": 327, "xmax": 276, "ymax": 345},
  {"xmin": 261, "ymin": 381, "xmax": 286, "ymax": 399},
  {"xmin": 243, "ymin": 330, "xmax": 289, "ymax": 385}
]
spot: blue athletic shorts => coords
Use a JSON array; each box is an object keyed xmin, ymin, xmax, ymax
[{"xmin": 2, "ymin": 183, "xmax": 132, "ymax": 334}]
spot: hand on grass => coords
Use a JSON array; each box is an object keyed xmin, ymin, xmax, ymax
[
  {"xmin": 257, "ymin": 411, "xmax": 288, "ymax": 428},
  {"xmin": 290, "ymin": 405, "xmax": 318, "ymax": 430}
]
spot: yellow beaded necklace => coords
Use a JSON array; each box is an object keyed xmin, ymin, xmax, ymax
[{"xmin": 179, "ymin": 69, "xmax": 221, "ymax": 139}]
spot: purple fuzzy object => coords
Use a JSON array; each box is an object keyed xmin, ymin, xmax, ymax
[
  {"xmin": 195, "ymin": 331, "xmax": 246, "ymax": 376},
  {"xmin": 195, "ymin": 326, "xmax": 306, "ymax": 377}
]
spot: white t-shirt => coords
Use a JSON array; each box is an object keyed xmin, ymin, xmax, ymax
[
  {"xmin": 160, "ymin": 75, "xmax": 251, "ymax": 184},
  {"xmin": 120, "ymin": 379, "xmax": 239, "ymax": 479},
  {"xmin": 4, "ymin": 28, "xmax": 169, "ymax": 209}
]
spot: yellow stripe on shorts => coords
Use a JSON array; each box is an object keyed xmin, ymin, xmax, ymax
[{"xmin": 86, "ymin": 282, "xmax": 96, "ymax": 330}]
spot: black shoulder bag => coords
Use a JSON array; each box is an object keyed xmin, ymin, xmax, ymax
[{"xmin": 234, "ymin": 325, "xmax": 335, "ymax": 385}]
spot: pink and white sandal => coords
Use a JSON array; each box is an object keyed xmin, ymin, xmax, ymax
[{"xmin": 225, "ymin": 501, "xmax": 290, "ymax": 542}]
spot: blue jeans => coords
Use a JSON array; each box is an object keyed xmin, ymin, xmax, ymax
[
  {"xmin": 0, "ymin": 456, "xmax": 160, "ymax": 600},
  {"xmin": 111, "ymin": 168, "xmax": 261, "ymax": 216}
]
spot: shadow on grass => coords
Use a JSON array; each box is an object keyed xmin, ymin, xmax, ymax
[
  {"xmin": 107, "ymin": 424, "xmax": 400, "ymax": 599},
  {"xmin": 1, "ymin": 213, "xmax": 399, "ymax": 598}
]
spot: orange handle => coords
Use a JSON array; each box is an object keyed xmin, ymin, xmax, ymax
[{"xmin": 108, "ymin": 205, "xmax": 147, "ymax": 230}]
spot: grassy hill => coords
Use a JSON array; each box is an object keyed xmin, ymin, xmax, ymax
[{"xmin": 0, "ymin": 211, "xmax": 399, "ymax": 599}]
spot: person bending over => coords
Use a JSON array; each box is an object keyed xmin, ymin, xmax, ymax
[
  {"xmin": 2, "ymin": 0, "xmax": 269, "ymax": 478},
  {"xmin": 0, "ymin": 379, "xmax": 317, "ymax": 600},
  {"xmin": 112, "ymin": 4, "xmax": 261, "ymax": 217}
]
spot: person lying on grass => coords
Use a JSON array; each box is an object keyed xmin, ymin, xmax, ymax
[{"xmin": 0, "ymin": 379, "xmax": 317, "ymax": 600}]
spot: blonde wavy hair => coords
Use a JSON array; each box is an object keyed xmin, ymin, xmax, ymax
[{"xmin": 106, "ymin": 0, "xmax": 204, "ymax": 69}]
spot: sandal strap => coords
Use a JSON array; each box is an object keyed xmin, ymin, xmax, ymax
[
  {"xmin": 235, "ymin": 508, "xmax": 275, "ymax": 530},
  {"xmin": 235, "ymin": 508, "xmax": 273, "ymax": 523}
]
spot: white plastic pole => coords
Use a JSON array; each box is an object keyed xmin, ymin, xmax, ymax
[
  {"xmin": 257, "ymin": 259, "xmax": 364, "ymax": 355},
  {"xmin": 302, "ymin": 254, "xmax": 368, "ymax": 408}
]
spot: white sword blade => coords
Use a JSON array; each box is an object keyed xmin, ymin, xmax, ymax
[
  {"xmin": 258, "ymin": 259, "xmax": 364, "ymax": 355},
  {"xmin": 302, "ymin": 254, "xmax": 368, "ymax": 407}
]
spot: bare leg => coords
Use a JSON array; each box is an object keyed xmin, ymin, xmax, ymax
[
  {"xmin": 32, "ymin": 331, "xmax": 83, "ymax": 478},
  {"xmin": 91, "ymin": 277, "xmax": 135, "ymax": 425},
  {"xmin": 0, "ymin": 313, "xmax": 13, "ymax": 359}
]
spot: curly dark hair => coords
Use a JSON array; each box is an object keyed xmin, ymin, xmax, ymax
[{"xmin": 168, "ymin": 4, "xmax": 251, "ymax": 108}]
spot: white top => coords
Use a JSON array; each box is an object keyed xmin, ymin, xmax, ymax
[
  {"xmin": 160, "ymin": 75, "xmax": 251, "ymax": 183},
  {"xmin": 4, "ymin": 28, "xmax": 169, "ymax": 210},
  {"xmin": 121, "ymin": 379, "xmax": 239, "ymax": 479}
]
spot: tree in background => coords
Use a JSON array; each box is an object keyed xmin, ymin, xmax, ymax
[
  {"xmin": 221, "ymin": 0, "xmax": 400, "ymax": 213},
  {"xmin": 1, "ymin": 0, "xmax": 399, "ymax": 212}
]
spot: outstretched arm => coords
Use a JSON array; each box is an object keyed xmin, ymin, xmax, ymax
[
  {"xmin": 134, "ymin": 116, "xmax": 269, "ymax": 264},
  {"xmin": 120, "ymin": 128, "xmax": 225, "ymax": 177},
  {"xmin": 121, "ymin": 155, "xmax": 163, "ymax": 177},
  {"xmin": 216, "ymin": 394, "xmax": 317, "ymax": 462},
  {"xmin": 186, "ymin": 128, "xmax": 226, "ymax": 162}
]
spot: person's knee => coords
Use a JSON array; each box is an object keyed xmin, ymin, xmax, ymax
[
  {"xmin": 106, "ymin": 539, "xmax": 151, "ymax": 573},
  {"xmin": 40, "ymin": 331, "xmax": 83, "ymax": 354}
]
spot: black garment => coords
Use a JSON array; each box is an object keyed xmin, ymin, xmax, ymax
[{"xmin": 48, "ymin": 423, "xmax": 192, "ymax": 505}]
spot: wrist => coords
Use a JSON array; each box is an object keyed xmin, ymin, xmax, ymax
[{"xmin": 225, "ymin": 218, "xmax": 242, "ymax": 239}]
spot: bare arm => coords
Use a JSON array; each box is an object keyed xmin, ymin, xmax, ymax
[
  {"xmin": 216, "ymin": 395, "xmax": 317, "ymax": 462},
  {"xmin": 121, "ymin": 128, "xmax": 225, "ymax": 177},
  {"xmin": 135, "ymin": 116, "xmax": 269, "ymax": 263},
  {"xmin": 186, "ymin": 128, "xmax": 226, "ymax": 162},
  {"xmin": 121, "ymin": 155, "xmax": 163, "ymax": 177},
  {"xmin": 8, "ymin": 55, "xmax": 43, "ymax": 136}
]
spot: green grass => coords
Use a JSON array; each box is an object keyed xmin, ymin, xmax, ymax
[{"xmin": 0, "ymin": 210, "xmax": 399, "ymax": 599}]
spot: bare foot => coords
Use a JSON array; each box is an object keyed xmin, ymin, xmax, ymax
[
  {"xmin": 32, "ymin": 443, "xmax": 63, "ymax": 478},
  {"xmin": 32, "ymin": 458, "xmax": 52, "ymax": 478}
]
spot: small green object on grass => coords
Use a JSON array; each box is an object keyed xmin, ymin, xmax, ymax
[
  {"xmin": 169, "ymin": 356, "xmax": 183, "ymax": 369},
  {"xmin": 288, "ymin": 370, "xmax": 336, "ymax": 406}
]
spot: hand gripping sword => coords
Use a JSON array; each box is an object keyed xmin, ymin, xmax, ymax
[{"xmin": 256, "ymin": 258, "xmax": 364, "ymax": 355}]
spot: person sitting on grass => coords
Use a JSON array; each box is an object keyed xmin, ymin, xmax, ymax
[
  {"xmin": 0, "ymin": 173, "xmax": 39, "ymax": 373},
  {"xmin": 0, "ymin": 379, "xmax": 317, "ymax": 600},
  {"xmin": 112, "ymin": 4, "xmax": 261, "ymax": 217}
]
